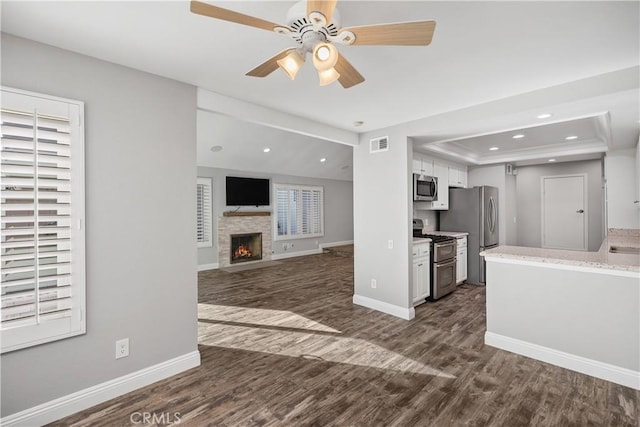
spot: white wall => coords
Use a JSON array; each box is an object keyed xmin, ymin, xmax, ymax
[
  {"xmin": 196, "ymin": 167, "xmax": 354, "ymax": 267},
  {"xmin": 468, "ymin": 164, "xmax": 508, "ymax": 245},
  {"xmin": 515, "ymin": 159, "xmax": 605, "ymax": 251},
  {"xmin": 1, "ymin": 35, "xmax": 198, "ymax": 416},
  {"xmin": 606, "ymin": 148, "xmax": 640, "ymax": 230},
  {"xmin": 353, "ymin": 127, "xmax": 413, "ymax": 319}
]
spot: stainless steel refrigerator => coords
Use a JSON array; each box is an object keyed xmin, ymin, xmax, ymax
[{"xmin": 439, "ymin": 186, "xmax": 499, "ymax": 284}]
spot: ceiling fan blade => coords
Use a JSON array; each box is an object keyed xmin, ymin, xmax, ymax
[
  {"xmin": 246, "ymin": 48, "xmax": 297, "ymax": 78},
  {"xmin": 307, "ymin": 0, "xmax": 338, "ymax": 26},
  {"xmin": 334, "ymin": 53, "xmax": 365, "ymax": 89},
  {"xmin": 339, "ymin": 20, "xmax": 436, "ymax": 46},
  {"xmin": 190, "ymin": 1, "xmax": 286, "ymax": 32}
]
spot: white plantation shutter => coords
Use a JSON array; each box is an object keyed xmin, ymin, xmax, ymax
[
  {"xmin": 1, "ymin": 87, "xmax": 85, "ymax": 353},
  {"xmin": 196, "ymin": 177, "xmax": 212, "ymax": 248},
  {"xmin": 274, "ymin": 184, "xmax": 324, "ymax": 240}
]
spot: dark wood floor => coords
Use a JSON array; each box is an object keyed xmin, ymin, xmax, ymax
[{"xmin": 52, "ymin": 250, "xmax": 638, "ymax": 426}]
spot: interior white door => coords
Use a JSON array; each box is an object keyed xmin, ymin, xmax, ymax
[{"xmin": 542, "ymin": 175, "xmax": 587, "ymax": 250}]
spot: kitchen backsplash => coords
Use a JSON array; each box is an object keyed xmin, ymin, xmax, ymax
[{"xmin": 413, "ymin": 210, "xmax": 437, "ymax": 232}]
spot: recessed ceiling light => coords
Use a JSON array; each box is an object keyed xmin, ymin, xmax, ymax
[
  {"xmin": 548, "ymin": 158, "xmax": 556, "ymax": 162},
  {"xmin": 489, "ymin": 147, "xmax": 499, "ymax": 151},
  {"xmin": 512, "ymin": 134, "xmax": 525, "ymax": 139},
  {"xmin": 565, "ymin": 135, "xmax": 578, "ymax": 140},
  {"xmin": 320, "ymin": 158, "xmax": 327, "ymax": 163},
  {"xmin": 353, "ymin": 121, "xmax": 364, "ymax": 127},
  {"xmin": 263, "ymin": 148, "xmax": 271, "ymax": 153},
  {"xmin": 210, "ymin": 145, "xmax": 223, "ymax": 152},
  {"xmin": 537, "ymin": 113, "xmax": 552, "ymax": 119}
]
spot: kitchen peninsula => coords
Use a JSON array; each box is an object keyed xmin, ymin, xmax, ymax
[{"xmin": 481, "ymin": 230, "xmax": 640, "ymax": 390}]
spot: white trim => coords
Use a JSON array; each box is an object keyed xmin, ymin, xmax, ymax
[
  {"xmin": 485, "ymin": 332, "xmax": 639, "ymax": 390},
  {"xmin": 1, "ymin": 351, "xmax": 201, "ymax": 427},
  {"xmin": 319, "ymin": 240, "xmax": 354, "ymax": 249},
  {"xmin": 483, "ymin": 255, "xmax": 640, "ymax": 278},
  {"xmin": 197, "ymin": 263, "xmax": 219, "ymax": 272},
  {"xmin": 541, "ymin": 173, "xmax": 588, "ymax": 251},
  {"xmin": 352, "ymin": 294, "xmax": 415, "ymax": 320},
  {"xmin": 271, "ymin": 248, "xmax": 322, "ymax": 260}
]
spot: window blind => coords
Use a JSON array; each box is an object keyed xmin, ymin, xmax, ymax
[
  {"xmin": 274, "ymin": 184, "xmax": 324, "ymax": 240},
  {"xmin": 196, "ymin": 177, "xmax": 212, "ymax": 248},
  {"xmin": 1, "ymin": 87, "xmax": 85, "ymax": 353}
]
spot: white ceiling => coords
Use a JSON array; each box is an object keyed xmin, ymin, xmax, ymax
[
  {"xmin": 197, "ymin": 110, "xmax": 353, "ymax": 180},
  {"xmin": 2, "ymin": 1, "xmax": 639, "ymax": 174}
]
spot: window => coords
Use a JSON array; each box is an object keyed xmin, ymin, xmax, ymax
[
  {"xmin": 1, "ymin": 87, "xmax": 85, "ymax": 353},
  {"xmin": 196, "ymin": 177, "xmax": 212, "ymax": 248},
  {"xmin": 274, "ymin": 184, "xmax": 324, "ymax": 240}
]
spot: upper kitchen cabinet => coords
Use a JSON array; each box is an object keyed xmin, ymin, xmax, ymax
[
  {"xmin": 448, "ymin": 164, "xmax": 468, "ymax": 188},
  {"xmin": 413, "ymin": 156, "xmax": 434, "ymax": 176},
  {"xmin": 431, "ymin": 162, "xmax": 449, "ymax": 210}
]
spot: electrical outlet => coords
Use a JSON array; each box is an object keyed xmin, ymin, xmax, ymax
[
  {"xmin": 371, "ymin": 279, "xmax": 377, "ymax": 289},
  {"xmin": 115, "ymin": 338, "xmax": 129, "ymax": 359},
  {"xmin": 388, "ymin": 240, "xmax": 394, "ymax": 249}
]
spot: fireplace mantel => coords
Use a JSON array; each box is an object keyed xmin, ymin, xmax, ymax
[{"xmin": 223, "ymin": 211, "xmax": 271, "ymax": 217}]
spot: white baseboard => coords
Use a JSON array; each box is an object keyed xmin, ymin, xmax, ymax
[
  {"xmin": 1, "ymin": 351, "xmax": 201, "ymax": 427},
  {"xmin": 353, "ymin": 294, "xmax": 415, "ymax": 320},
  {"xmin": 271, "ymin": 248, "xmax": 322, "ymax": 260},
  {"xmin": 485, "ymin": 332, "xmax": 640, "ymax": 390},
  {"xmin": 197, "ymin": 263, "xmax": 219, "ymax": 271},
  {"xmin": 319, "ymin": 240, "xmax": 354, "ymax": 249}
]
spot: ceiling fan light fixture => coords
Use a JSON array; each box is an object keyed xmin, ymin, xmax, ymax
[
  {"xmin": 318, "ymin": 67, "xmax": 341, "ymax": 86},
  {"xmin": 313, "ymin": 42, "xmax": 339, "ymax": 72},
  {"xmin": 277, "ymin": 50, "xmax": 305, "ymax": 80}
]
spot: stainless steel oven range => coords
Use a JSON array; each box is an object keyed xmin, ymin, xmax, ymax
[{"xmin": 413, "ymin": 219, "xmax": 458, "ymax": 300}]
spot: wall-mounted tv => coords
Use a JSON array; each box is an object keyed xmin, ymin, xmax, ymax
[{"xmin": 225, "ymin": 176, "xmax": 270, "ymax": 206}]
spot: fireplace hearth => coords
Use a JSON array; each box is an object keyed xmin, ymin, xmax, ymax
[{"xmin": 230, "ymin": 233, "xmax": 263, "ymax": 264}]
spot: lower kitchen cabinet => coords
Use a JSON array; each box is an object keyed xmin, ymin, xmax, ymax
[
  {"xmin": 456, "ymin": 236, "xmax": 467, "ymax": 284},
  {"xmin": 412, "ymin": 243, "xmax": 430, "ymax": 304}
]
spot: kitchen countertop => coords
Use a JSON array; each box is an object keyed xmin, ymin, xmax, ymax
[
  {"xmin": 412, "ymin": 237, "xmax": 432, "ymax": 244},
  {"xmin": 425, "ymin": 231, "xmax": 469, "ymax": 238},
  {"xmin": 481, "ymin": 229, "xmax": 640, "ymax": 273}
]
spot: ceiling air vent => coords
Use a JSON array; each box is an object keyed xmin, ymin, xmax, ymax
[{"xmin": 370, "ymin": 136, "xmax": 389, "ymax": 154}]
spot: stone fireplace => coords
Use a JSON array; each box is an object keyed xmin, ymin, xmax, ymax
[
  {"xmin": 217, "ymin": 212, "xmax": 272, "ymax": 268},
  {"xmin": 230, "ymin": 233, "xmax": 262, "ymax": 264}
]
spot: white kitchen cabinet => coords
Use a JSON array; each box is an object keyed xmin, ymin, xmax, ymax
[
  {"xmin": 431, "ymin": 162, "xmax": 449, "ymax": 210},
  {"xmin": 413, "ymin": 156, "xmax": 434, "ymax": 176},
  {"xmin": 448, "ymin": 165, "xmax": 468, "ymax": 188},
  {"xmin": 412, "ymin": 242, "xmax": 430, "ymax": 304},
  {"xmin": 456, "ymin": 236, "xmax": 467, "ymax": 284}
]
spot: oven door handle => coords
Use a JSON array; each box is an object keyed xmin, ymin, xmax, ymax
[{"xmin": 436, "ymin": 258, "xmax": 456, "ymax": 269}]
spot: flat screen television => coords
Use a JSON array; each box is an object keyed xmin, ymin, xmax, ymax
[{"xmin": 226, "ymin": 176, "xmax": 270, "ymax": 206}]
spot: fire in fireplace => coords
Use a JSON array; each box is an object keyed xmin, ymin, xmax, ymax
[{"xmin": 230, "ymin": 233, "xmax": 262, "ymax": 264}]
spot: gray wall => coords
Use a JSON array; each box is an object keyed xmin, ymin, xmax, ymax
[
  {"xmin": 468, "ymin": 164, "xmax": 508, "ymax": 245},
  {"xmin": 515, "ymin": 159, "xmax": 604, "ymax": 251},
  {"xmin": 486, "ymin": 260, "xmax": 639, "ymax": 372},
  {"xmin": 505, "ymin": 173, "xmax": 518, "ymax": 245},
  {"xmin": 605, "ymin": 148, "xmax": 640, "ymax": 230},
  {"xmin": 1, "ymin": 35, "xmax": 198, "ymax": 415},
  {"xmin": 353, "ymin": 126, "xmax": 411, "ymax": 312},
  {"xmin": 197, "ymin": 166, "xmax": 353, "ymax": 267}
]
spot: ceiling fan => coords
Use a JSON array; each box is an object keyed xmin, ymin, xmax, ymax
[{"xmin": 190, "ymin": 0, "xmax": 436, "ymax": 88}]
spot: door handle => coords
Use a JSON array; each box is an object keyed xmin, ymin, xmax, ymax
[{"xmin": 576, "ymin": 209, "xmax": 584, "ymax": 213}]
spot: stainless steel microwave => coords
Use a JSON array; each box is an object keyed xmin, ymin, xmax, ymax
[{"xmin": 413, "ymin": 174, "xmax": 438, "ymax": 201}]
